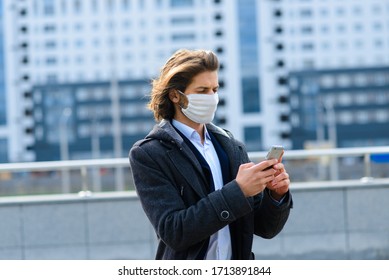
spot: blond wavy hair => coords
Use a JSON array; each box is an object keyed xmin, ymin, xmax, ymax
[{"xmin": 148, "ymin": 49, "xmax": 219, "ymax": 121}]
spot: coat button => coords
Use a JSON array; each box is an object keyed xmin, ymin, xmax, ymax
[{"xmin": 220, "ymin": 210, "xmax": 230, "ymax": 219}]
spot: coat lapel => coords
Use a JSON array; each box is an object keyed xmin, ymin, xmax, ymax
[
  {"xmin": 160, "ymin": 121, "xmax": 209, "ymax": 198},
  {"xmin": 206, "ymin": 123, "xmax": 242, "ymax": 175}
]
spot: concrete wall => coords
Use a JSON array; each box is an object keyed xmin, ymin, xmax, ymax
[
  {"xmin": 1, "ymin": 180, "xmax": 389, "ymax": 260},
  {"xmin": 253, "ymin": 180, "xmax": 389, "ymax": 260},
  {"xmin": 0, "ymin": 192, "xmax": 157, "ymax": 260}
]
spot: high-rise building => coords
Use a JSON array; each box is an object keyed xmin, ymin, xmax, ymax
[
  {"xmin": 289, "ymin": 66, "xmax": 389, "ymax": 149},
  {"xmin": 2, "ymin": 0, "xmax": 389, "ymax": 162},
  {"xmin": 3, "ymin": 0, "xmax": 240, "ymax": 161},
  {"xmin": 259, "ymin": 0, "xmax": 389, "ymax": 149}
]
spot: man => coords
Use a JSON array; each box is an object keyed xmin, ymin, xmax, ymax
[{"xmin": 129, "ymin": 49, "xmax": 292, "ymax": 260}]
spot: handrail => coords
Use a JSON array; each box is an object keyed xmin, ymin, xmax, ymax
[
  {"xmin": 0, "ymin": 146, "xmax": 388, "ymax": 196},
  {"xmin": 249, "ymin": 145, "xmax": 389, "ymax": 159},
  {"xmin": 1, "ymin": 146, "xmax": 388, "ymax": 172},
  {"xmin": 0, "ymin": 158, "xmax": 129, "ymax": 172},
  {"xmin": 249, "ymin": 146, "xmax": 389, "ymax": 181}
]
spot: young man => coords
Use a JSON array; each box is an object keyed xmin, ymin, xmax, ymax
[{"xmin": 129, "ymin": 49, "xmax": 292, "ymax": 260}]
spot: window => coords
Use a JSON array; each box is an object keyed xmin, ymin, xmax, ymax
[
  {"xmin": 214, "ymin": 13, "xmax": 222, "ymax": 21},
  {"xmin": 301, "ymin": 43, "xmax": 314, "ymax": 50},
  {"xmin": 338, "ymin": 92, "xmax": 352, "ymax": 105},
  {"xmin": 45, "ymin": 41, "xmax": 56, "ymax": 49},
  {"xmin": 44, "ymin": 24, "xmax": 56, "ymax": 33},
  {"xmin": 355, "ymin": 94, "xmax": 368, "ymax": 105},
  {"xmin": 376, "ymin": 110, "xmax": 389, "ymax": 122},
  {"xmin": 74, "ymin": 0, "xmax": 81, "ymax": 13},
  {"xmin": 122, "ymin": 0, "xmax": 130, "ymax": 10},
  {"xmin": 274, "ymin": 26, "xmax": 283, "ymax": 34},
  {"xmin": 320, "ymin": 75, "xmax": 335, "ymax": 88},
  {"xmin": 354, "ymin": 73, "xmax": 368, "ymax": 86},
  {"xmin": 78, "ymin": 124, "xmax": 90, "ymax": 137},
  {"xmin": 0, "ymin": 139, "xmax": 8, "ymax": 163},
  {"xmin": 91, "ymin": 0, "xmax": 98, "ymax": 11},
  {"xmin": 215, "ymin": 30, "xmax": 223, "ymax": 37},
  {"xmin": 355, "ymin": 111, "xmax": 369, "ymax": 124},
  {"xmin": 354, "ymin": 23, "xmax": 363, "ymax": 32},
  {"xmin": 244, "ymin": 126, "xmax": 262, "ymax": 152},
  {"xmin": 337, "ymin": 74, "xmax": 351, "ymax": 87},
  {"xmin": 301, "ymin": 26, "xmax": 313, "ymax": 34},
  {"xmin": 171, "ymin": 33, "xmax": 195, "ymax": 41},
  {"xmin": 75, "ymin": 39, "xmax": 84, "ymax": 48},
  {"xmin": 46, "ymin": 57, "xmax": 57, "ymax": 65},
  {"xmin": 274, "ymin": 9, "xmax": 282, "ymax": 17},
  {"xmin": 300, "ymin": 9, "xmax": 312, "ymax": 17},
  {"xmin": 215, "ymin": 47, "xmax": 224, "ymax": 54},
  {"xmin": 44, "ymin": 0, "xmax": 55, "ymax": 15},
  {"xmin": 338, "ymin": 111, "xmax": 353, "ymax": 124},
  {"xmin": 242, "ymin": 77, "xmax": 260, "ymax": 113},
  {"xmin": 275, "ymin": 43, "xmax": 284, "ymax": 51},
  {"xmin": 171, "ymin": 17, "xmax": 195, "ymax": 25},
  {"xmin": 170, "ymin": 0, "xmax": 193, "ymax": 7}
]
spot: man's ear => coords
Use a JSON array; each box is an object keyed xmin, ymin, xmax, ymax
[{"xmin": 169, "ymin": 89, "xmax": 180, "ymax": 103}]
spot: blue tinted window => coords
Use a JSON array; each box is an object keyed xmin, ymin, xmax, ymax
[
  {"xmin": 242, "ymin": 77, "xmax": 260, "ymax": 113},
  {"xmin": 244, "ymin": 126, "xmax": 262, "ymax": 152},
  {"xmin": 238, "ymin": 0, "xmax": 260, "ymax": 113},
  {"xmin": 0, "ymin": 138, "xmax": 8, "ymax": 163},
  {"xmin": 170, "ymin": 0, "xmax": 194, "ymax": 7}
]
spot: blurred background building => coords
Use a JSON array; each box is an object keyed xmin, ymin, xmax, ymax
[
  {"xmin": 260, "ymin": 0, "xmax": 389, "ymax": 150},
  {"xmin": 0, "ymin": 0, "xmax": 388, "ymax": 163}
]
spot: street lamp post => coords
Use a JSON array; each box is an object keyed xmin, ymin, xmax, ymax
[
  {"xmin": 315, "ymin": 95, "xmax": 339, "ymax": 181},
  {"xmin": 323, "ymin": 98, "xmax": 339, "ymax": 180},
  {"xmin": 109, "ymin": 37, "xmax": 124, "ymax": 191},
  {"xmin": 59, "ymin": 107, "xmax": 72, "ymax": 193},
  {"xmin": 91, "ymin": 116, "xmax": 102, "ymax": 192}
]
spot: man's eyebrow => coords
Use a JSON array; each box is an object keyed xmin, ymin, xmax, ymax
[{"xmin": 195, "ymin": 86, "xmax": 219, "ymax": 90}]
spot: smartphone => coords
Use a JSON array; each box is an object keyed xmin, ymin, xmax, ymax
[
  {"xmin": 264, "ymin": 145, "xmax": 284, "ymax": 170},
  {"xmin": 265, "ymin": 145, "xmax": 284, "ymax": 161}
]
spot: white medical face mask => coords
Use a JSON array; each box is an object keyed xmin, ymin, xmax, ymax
[{"xmin": 178, "ymin": 91, "xmax": 219, "ymax": 124}]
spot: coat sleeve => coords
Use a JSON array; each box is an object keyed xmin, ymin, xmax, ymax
[
  {"xmin": 253, "ymin": 188, "xmax": 293, "ymax": 239},
  {"xmin": 230, "ymin": 135, "xmax": 293, "ymax": 239},
  {"xmin": 129, "ymin": 142, "xmax": 254, "ymax": 251}
]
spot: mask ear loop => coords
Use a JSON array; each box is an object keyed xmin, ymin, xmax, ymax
[{"xmin": 177, "ymin": 90, "xmax": 189, "ymax": 109}]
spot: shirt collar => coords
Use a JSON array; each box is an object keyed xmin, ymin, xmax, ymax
[{"xmin": 172, "ymin": 119, "xmax": 211, "ymax": 143}]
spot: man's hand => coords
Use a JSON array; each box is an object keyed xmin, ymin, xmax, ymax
[
  {"xmin": 236, "ymin": 159, "xmax": 278, "ymax": 197},
  {"xmin": 266, "ymin": 160, "xmax": 290, "ymax": 201}
]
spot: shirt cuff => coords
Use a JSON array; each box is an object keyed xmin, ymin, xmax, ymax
[{"xmin": 268, "ymin": 190, "xmax": 286, "ymax": 206}]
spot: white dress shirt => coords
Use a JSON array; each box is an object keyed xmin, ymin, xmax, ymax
[{"xmin": 172, "ymin": 120, "xmax": 232, "ymax": 260}]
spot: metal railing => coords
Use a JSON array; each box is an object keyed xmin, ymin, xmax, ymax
[
  {"xmin": 0, "ymin": 146, "xmax": 389, "ymax": 196},
  {"xmin": 251, "ymin": 145, "xmax": 389, "ymax": 182}
]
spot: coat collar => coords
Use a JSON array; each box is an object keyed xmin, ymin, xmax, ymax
[{"xmin": 147, "ymin": 119, "xmax": 242, "ymax": 198}]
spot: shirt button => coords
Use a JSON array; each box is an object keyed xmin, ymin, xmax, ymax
[{"xmin": 220, "ymin": 210, "xmax": 230, "ymax": 220}]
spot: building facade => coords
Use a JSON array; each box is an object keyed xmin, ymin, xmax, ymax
[
  {"xmin": 259, "ymin": 0, "xmax": 389, "ymax": 149},
  {"xmin": 2, "ymin": 0, "xmax": 389, "ymax": 162},
  {"xmin": 289, "ymin": 66, "xmax": 389, "ymax": 149},
  {"xmin": 3, "ymin": 0, "xmax": 241, "ymax": 161},
  {"xmin": 32, "ymin": 80, "xmax": 153, "ymax": 161}
]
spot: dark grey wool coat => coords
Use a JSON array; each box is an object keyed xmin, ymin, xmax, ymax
[{"xmin": 129, "ymin": 120, "xmax": 292, "ymax": 259}]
